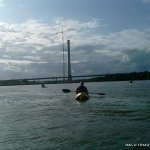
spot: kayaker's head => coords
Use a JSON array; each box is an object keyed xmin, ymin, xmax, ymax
[{"xmin": 80, "ymin": 81, "xmax": 84, "ymax": 86}]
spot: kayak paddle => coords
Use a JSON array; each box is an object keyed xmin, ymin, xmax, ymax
[
  {"xmin": 89, "ymin": 92, "xmax": 105, "ymax": 95},
  {"xmin": 62, "ymin": 89, "xmax": 105, "ymax": 95},
  {"xmin": 62, "ymin": 89, "xmax": 75, "ymax": 93}
]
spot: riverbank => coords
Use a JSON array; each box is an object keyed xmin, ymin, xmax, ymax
[{"xmin": 0, "ymin": 71, "xmax": 150, "ymax": 86}]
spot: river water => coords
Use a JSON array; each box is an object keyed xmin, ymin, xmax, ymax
[{"xmin": 0, "ymin": 81, "xmax": 149, "ymax": 150}]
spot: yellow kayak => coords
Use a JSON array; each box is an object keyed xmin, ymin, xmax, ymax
[{"xmin": 75, "ymin": 92, "xmax": 89, "ymax": 101}]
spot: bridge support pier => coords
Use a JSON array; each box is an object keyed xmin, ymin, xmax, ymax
[{"xmin": 67, "ymin": 40, "xmax": 72, "ymax": 82}]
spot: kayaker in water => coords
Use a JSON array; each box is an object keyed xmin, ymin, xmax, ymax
[
  {"xmin": 41, "ymin": 84, "xmax": 46, "ymax": 88},
  {"xmin": 76, "ymin": 81, "xmax": 88, "ymax": 94}
]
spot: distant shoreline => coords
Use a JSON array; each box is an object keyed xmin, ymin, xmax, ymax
[{"xmin": 0, "ymin": 71, "xmax": 149, "ymax": 86}]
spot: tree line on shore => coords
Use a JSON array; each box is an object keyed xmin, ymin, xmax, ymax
[{"xmin": 89, "ymin": 71, "xmax": 150, "ymax": 82}]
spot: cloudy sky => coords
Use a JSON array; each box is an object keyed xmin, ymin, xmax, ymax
[{"xmin": 0, "ymin": 0, "xmax": 150, "ymax": 80}]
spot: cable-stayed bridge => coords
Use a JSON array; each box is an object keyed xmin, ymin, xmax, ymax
[{"xmin": 19, "ymin": 74, "xmax": 104, "ymax": 82}]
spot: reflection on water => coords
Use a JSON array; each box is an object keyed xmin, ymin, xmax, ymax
[{"xmin": 0, "ymin": 81, "xmax": 150, "ymax": 150}]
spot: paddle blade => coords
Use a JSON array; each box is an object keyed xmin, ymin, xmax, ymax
[
  {"xmin": 89, "ymin": 92, "xmax": 106, "ymax": 95},
  {"xmin": 62, "ymin": 89, "xmax": 71, "ymax": 93},
  {"xmin": 97, "ymin": 93, "xmax": 106, "ymax": 95}
]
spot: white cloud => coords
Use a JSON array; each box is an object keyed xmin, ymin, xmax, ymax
[
  {"xmin": 52, "ymin": 17, "xmax": 104, "ymax": 33},
  {"xmin": 0, "ymin": 0, "xmax": 5, "ymax": 7},
  {"xmin": 104, "ymin": 29, "xmax": 150, "ymax": 52},
  {"xmin": 0, "ymin": 18, "xmax": 150, "ymax": 79}
]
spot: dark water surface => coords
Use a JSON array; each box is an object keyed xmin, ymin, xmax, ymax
[{"xmin": 0, "ymin": 81, "xmax": 150, "ymax": 150}]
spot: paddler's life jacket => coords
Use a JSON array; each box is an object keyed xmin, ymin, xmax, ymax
[{"xmin": 76, "ymin": 85, "xmax": 88, "ymax": 94}]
